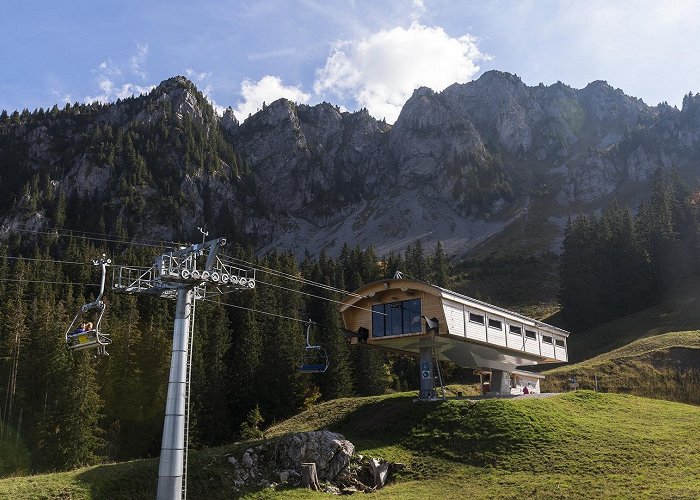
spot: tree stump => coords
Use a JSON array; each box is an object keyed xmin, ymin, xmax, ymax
[{"xmin": 300, "ymin": 462, "xmax": 321, "ymax": 491}]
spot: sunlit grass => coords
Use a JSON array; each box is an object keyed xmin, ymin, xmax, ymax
[{"xmin": 4, "ymin": 391, "xmax": 698, "ymax": 499}]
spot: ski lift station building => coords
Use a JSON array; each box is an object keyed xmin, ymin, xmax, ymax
[{"xmin": 340, "ymin": 278, "xmax": 569, "ymax": 399}]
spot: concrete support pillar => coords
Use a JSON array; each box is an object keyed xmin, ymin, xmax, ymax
[
  {"xmin": 490, "ymin": 369, "xmax": 511, "ymax": 395},
  {"xmin": 419, "ymin": 347, "xmax": 435, "ymax": 400}
]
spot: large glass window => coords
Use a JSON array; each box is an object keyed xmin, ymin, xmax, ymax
[{"xmin": 371, "ymin": 298, "xmax": 422, "ymax": 337}]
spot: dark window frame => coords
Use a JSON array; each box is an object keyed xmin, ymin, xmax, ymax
[
  {"xmin": 488, "ymin": 318, "xmax": 502, "ymax": 330},
  {"xmin": 542, "ymin": 335, "xmax": 553, "ymax": 345},
  {"xmin": 555, "ymin": 338, "xmax": 566, "ymax": 348},
  {"xmin": 469, "ymin": 312, "xmax": 485, "ymax": 325},
  {"xmin": 509, "ymin": 325, "xmax": 522, "ymax": 335},
  {"xmin": 525, "ymin": 330, "xmax": 537, "ymax": 340}
]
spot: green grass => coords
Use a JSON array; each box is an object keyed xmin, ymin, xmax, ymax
[
  {"xmin": 2, "ymin": 283, "xmax": 698, "ymax": 499},
  {"xmin": 543, "ymin": 330, "xmax": 700, "ymax": 405},
  {"xmin": 3, "ymin": 391, "xmax": 700, "ymax": 499}
]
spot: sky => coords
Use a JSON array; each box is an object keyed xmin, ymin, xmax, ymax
[{"xmin": 2, "ymin": 0, "xmax": 700, "ymax": 124}]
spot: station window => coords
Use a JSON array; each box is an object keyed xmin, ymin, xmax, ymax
[
  {"xmin": 542, "ymin": 335, "xmax": 553, "ymax": 344},
  {"xmin": 509, "ymin": 325, "xmax": 522, "ymax": 335},
  {"xmin": 371, "ymin": 298, "xmax": 422, "ymax": 337},
  {"xmin": 469, "ymin": 312, "xmax": 484, "ymax": 324},
  {"xmin": 555, "ymin": 338, "xmax": 566, "ymax": 348},
  {"xmin": 488, "ymin": 318, "xmax": 502, "ymax": 330},
  {"xmin": 525, "ymin": 330, "xmax": 537, "ymax": 340}
]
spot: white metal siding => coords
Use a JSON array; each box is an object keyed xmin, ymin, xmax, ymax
[
  {"xmin": 524, "ymin": 330, "xmax": 540, "ymax": 355},
  {"xmin": 443, "ymin": 300, "xmax": 465, "ymax": 337},
  {"xmin": 507, "ymin": 323, "xmax": 525, "ymax": 351},
  {"xmin": 554, "ymin": 337, "xmax": 568, "ymax": 361},
  {"xmin": 465, "ymin": 310, "xmax": 487, "ymax": 342},
  {"xmin": 487, "ymin": 315, "xmax": 507, "ymax": 347},
  {"xmin": 540, "ymin": 338, "xmax": 555, "ymax": 358}
]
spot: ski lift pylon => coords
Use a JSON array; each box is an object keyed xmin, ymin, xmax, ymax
[
  {"xmin": 65, "ymin": 255, "xmax": 112, "ymax": 356},
  {"xmin": 299, "ymin": 319, "xmax": 329, "ymax": 374}
]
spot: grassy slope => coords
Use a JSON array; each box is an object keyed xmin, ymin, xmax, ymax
[
  {"xmin": 543, "ymin": 330, "xmax": 700, "ymax": 404},
  {"xmin": 2, "ymin": 391, "xmax": 700, "ymax": 499},
  {"xmin": 565, "ymin": 280, "xmax": 700, "ymax": 363},
  {"xmin": 539, "ymin": 280, "xmax": 700, "ymax": 405},
  {"xmin": 2, "ymin": 284, "xmax": 698, "ymax": 499}
]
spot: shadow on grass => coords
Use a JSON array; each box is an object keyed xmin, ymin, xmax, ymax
[{"xmin": 74, "ymin": 457, "xmax": 158, "ymax": 500}]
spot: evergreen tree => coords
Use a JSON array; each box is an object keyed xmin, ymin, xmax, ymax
[
  {"xmin": 430, "ymin": 241, "xmax": 450, "ymax": 287},
  {"xmin": 559, "ymin": 215, "xmax": 603, "ymax": 328},
  {"xmin": 404, "ymin": 241, "xmax": 428, "ymax": 281}
]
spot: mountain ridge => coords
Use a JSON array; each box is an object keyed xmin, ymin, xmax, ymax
[{"xmin": 1, "ymin": 70, "xmax": 699, "ymax": 257}]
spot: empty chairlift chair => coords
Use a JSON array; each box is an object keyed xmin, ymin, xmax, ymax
[
  {"xmin": 65, "ymin": 256, "xmax": 112, "ymax": 356},
  {"xmin": 299, "ymin": 320, "xmax": 329, "ymax": 374}
]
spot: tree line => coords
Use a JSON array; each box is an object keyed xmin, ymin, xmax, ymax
[
  {"xmin": 0, "ymin": 234, "xmax": 450, "ymax": 476},
  {"xmin": 560, "ymin": 169, "xmax": 700, "ymax": 329}
]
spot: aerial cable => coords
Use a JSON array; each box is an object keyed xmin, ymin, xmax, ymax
[
  {"xmin": 219, "ymin": 252, "xmax": 361, "ymax": 296},
  {"xmin": 10, "ymin": 226, "xmax": 179, "ymax": 250},
  {"xmin": 10, "ymin": 222, "xmax": 188, "ymax": 248},
  {"xmin": 254, "ymin": 278, "xmax": 385, "ymax": 315},
  {"xmin": 218, "ymin": 253, "xmax": 365, "ymax": 299},
  {"xmin": 10, "ymin": 227, "xmax": 366, "ymax": 299},
  {"xmin": 200, "ymin": 297, "xmax": 309, "ymax": 324},
  {"xmin": 0, "ymin": 277, "xmax": 100, "ymax": 287},
  {"xmin": 2, "ymin": 255, "xmax": 94, "ymax": 267}
]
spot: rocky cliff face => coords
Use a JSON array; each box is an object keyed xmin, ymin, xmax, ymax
[{"xmin": 2, "ymin": 72, "xmax": 699, "ymax": 257}]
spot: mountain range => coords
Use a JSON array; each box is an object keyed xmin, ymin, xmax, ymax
[{"xmin": 2, "ymin": 70, "xmax": 699, "ymax": 256}]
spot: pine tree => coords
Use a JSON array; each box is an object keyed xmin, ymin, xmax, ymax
[
  {"xmin": 559, "ymin": 215, "xmax": 604, "ymax": 328},
  {"xmin": 239, "ymin": 404, "xmax": 264, "ymax": 440},
  {"xmin": 430, "ymin": 241, "xmax": 450, "ymax": 287}
]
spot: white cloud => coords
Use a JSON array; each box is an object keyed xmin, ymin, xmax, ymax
[
  {"xmin": 185, "ymin": 68, "xmax": 212, "ymax": 82},
  {"xmin": 85, "ymin": 78, "xmax": 153, "ymax": 104},
  {"xmin": 233, "ymin": 75, "xmax": 310, "ymax": 122},
  {"xmin": 313, "ymin": 23, "xmax": 487, "ymax": 123},
  {"xmin": 98, "ymin": 59, "xmax": 121, "ymax": 77},
  {"xmin": 85, "ymin": 43, "xmax": 154, "ymax": 103},
  {"xmin": 247, "ymin": 48, "xmax": 296, "ymax": 61},
  {"xmin": 130, "ymin": 42, "xmax": 149, "ymax": 79},
  {"xmin": 411, "ymin": 0, "xmax": 425, "ymax": 24}
]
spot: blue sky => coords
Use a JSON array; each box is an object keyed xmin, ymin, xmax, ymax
[{"xmin": 2, "ymin": 0, "xmax": 700, "ymax": 123}]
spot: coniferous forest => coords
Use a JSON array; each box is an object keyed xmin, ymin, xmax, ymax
[
  {"xmin": 560, "ymin": 170, "xmax": 700, "ymax": 329},
  {"xmin": 0, "ymin": 230, "xmax": 451, "ymax": 475}
]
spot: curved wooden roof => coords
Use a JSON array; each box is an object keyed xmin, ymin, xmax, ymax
[{"xmin": 340, "ymin": 278, "xmax": 568, "ymax": 336}]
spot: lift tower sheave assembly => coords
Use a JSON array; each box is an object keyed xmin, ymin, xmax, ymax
[{"xmin": 112, "ymin": 237, "xmax": 255, "ymax": 500}]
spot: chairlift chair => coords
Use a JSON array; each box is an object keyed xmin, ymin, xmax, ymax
[
  {"xmin": 299, "ymin": 320, "xmax": 329, "ymax": 374},
  {"xmin": 65, "ymin": 255, "xmax": 112, "ymax": 356}
]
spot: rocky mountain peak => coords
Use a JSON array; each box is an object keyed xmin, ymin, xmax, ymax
[
  {"xmin": 152, "ymin": 76, "xmax": 210, "ymax": 127},
  {"xmin": 579, "ymin": 80, "xmax": 648, "ymax": 123},
  {"xmin": 3, "ymin": 71, "xmax": 700, "ymax": 259},
  {"xmin": 221, "ymin": 107, "xmax": 239, "ymax": 134}
]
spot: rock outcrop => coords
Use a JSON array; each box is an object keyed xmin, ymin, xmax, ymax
[{"xmin": 226, "ymin": 431, "xmax": 402, "ymax": 495}]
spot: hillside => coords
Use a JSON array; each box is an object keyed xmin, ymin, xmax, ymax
[
  {"xmin": 2, "ymin": 71, "xmax": 700, "ymax": 257},
  {"xmin": 1, "ymin": 391, "xmax": 699, "ymax": 499},
  {"xmin": 543, "ymin": 331, "xmax": 700, "ymax": 404},
  {"xmin": 559, "ymin": 280, "xmax": 700, "ymax": 362}
]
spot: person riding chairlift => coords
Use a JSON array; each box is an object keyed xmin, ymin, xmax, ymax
[{"xmin": 72, "ymin": 322, "xmax": 87, "ymax": 336}]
